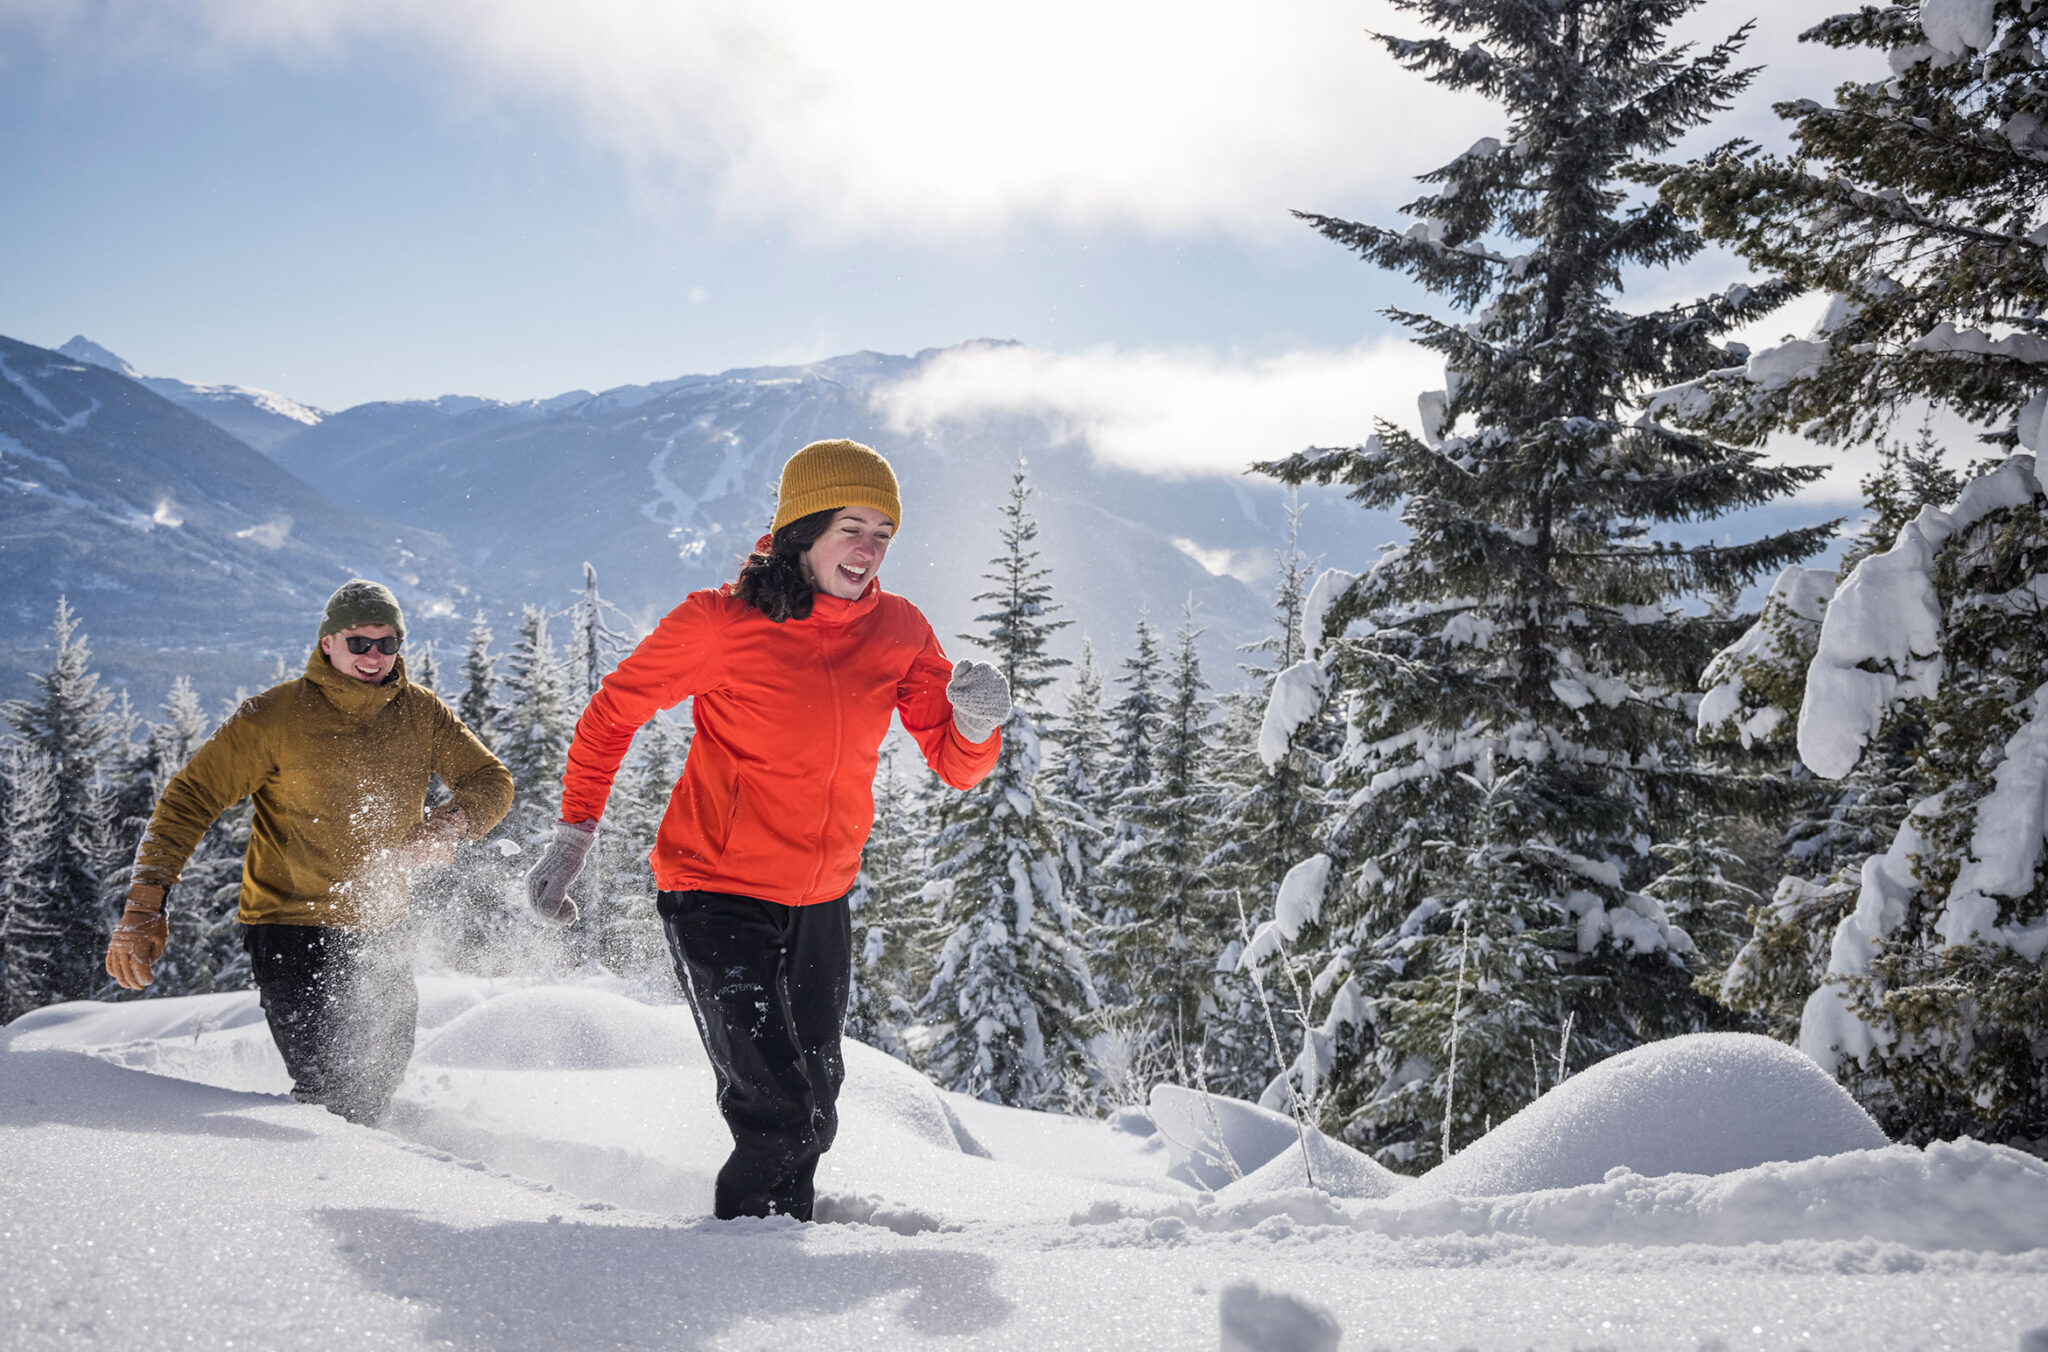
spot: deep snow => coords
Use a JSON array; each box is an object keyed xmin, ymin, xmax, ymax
[{"xmin": 6, "ymin": 975, "xmax": 2048, "ymax": 1351}]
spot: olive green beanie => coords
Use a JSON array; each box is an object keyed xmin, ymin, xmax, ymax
[{"xmin": 319, "ymin": 579, "xmax": 406, "ymax": 639}]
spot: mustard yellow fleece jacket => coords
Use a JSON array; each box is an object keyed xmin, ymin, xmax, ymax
[{"xmin": 133, "ymin": 649, "xmax": 513, "ymax": 928}]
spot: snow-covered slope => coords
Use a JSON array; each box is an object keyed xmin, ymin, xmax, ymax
[
  {"xmin": 0, "ymin": 334, "xmax": 479, "ymax": 700},
  {"xmin": 58, "ymin": 335, "xmax": 325, "ymax": 454},
  {"xmin": 270, "ymin": 347, "xmax": 1387, "ymax": 673},
  {"xmin": 8, "ymin": 978, "xmax": 2047, "ymax": 1350}
]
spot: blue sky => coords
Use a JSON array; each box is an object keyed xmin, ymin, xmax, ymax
[{"xmin": 2, "ymin": 0, "xmax": 1872, "ymax": 482}]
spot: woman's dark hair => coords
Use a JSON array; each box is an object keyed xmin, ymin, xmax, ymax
[{"xmin": 733, "ymin": 507, "xmax": 840, "ymax": 622}]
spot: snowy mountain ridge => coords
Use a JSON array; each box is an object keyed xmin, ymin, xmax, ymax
[
  {"xmin": 58, "ymin": 335, "xmax": 326, "ymax": 454},
  {"xmin": 0, "ymin": 333, "xmax": 483, "ymax": 702},
  {"xmin": 268, "ymin": 341, "xmax": 1370, "ymax": 681}
]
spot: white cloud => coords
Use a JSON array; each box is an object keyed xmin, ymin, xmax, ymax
[
  {"xmin": 4, "ymin": 0, "xmax": 1500, "ymax": 242},
  {"xmin": 873, "ymin": 339, "xmax": 1442, "ymax": 477},
  {"xmin": 2, "ymin": 0, "xmax": 1874, "ymax": 248},
  {"xmin": 1172, "ymin": 536, "xmax": 1269, "ymax": 585}
]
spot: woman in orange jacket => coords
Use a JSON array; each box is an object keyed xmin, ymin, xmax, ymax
[{"xmin": 525, "ymin": 438, "xmax": 1011, "ymax": 1221}]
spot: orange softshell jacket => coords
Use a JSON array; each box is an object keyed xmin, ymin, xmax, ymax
[{"xmin": 559, "ymin": 583, "xmax": 1000, "ymax": 906}]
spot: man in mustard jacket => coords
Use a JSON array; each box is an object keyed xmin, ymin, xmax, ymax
[{"xmin": 104, "ymin": 580, "xmax": 514, "ymax": 1124}]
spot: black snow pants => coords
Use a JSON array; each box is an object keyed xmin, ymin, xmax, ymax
[
  {"xmin": 243, "ymin": 920, "xmax": 418, "ymax": 1126},
  {"xmin": 658, "ymin": 889, "xmax": 851, "ymax": 1222}
]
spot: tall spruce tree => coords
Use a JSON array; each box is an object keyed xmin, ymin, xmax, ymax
[
  {"xmin": 492, "ymin": 606, "xmax": 576, "ymax": 844},
  {"xmin": 1110, "ymin": 601, "xmax": 1223, "ymax": 1075},
  {"xmin": 1702, "ymin": 434, "xmax": 1965, "ymax": 1041},
  {"xmin": 1251, "ymin": 0, "xmax": 1833, "ymax": 1168},
  {"xmin": 1046, "ymin": 640, "xmax": 1113, "ymax": 926},
  {"xmin": 568, "ymin": 564, "xmax": 638, "ymax": 964},
  {"xmin": 2, "ymin": 598, "xmax": 120, "ymax": 1011},
  {"xmin": 412, "ymin": 641, "xmax": 439, "ymax": 695},
  {"xmin": 846, "ymin": 738, "xmax": 927, "ymax": 1061},
  {"xmin": 919, "ymin": 465, "xmax": 1097, "ymax": 1108},
  {"xmin": 1, "ymin": 746, "xmax": 64, "ymax": 1020},
  {"xmin": 1093, "ymin": 615, "xmax": 1165, "ymax": 1006},
  {"xmin": 572, "ymin": 563, "xmax": 635, "ymax": 704},
  {"xmin": 459, "ymin": 612, "xmax": 501, "ymax": 752}
]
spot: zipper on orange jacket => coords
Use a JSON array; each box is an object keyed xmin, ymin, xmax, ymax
[{"xmin": 803, "ymin": 623, "xmax": 845, "ymax": 902}]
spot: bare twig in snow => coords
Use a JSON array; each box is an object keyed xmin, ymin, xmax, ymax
[{"xmin": 1236, "ymin": 890, "xmax": 1316, "ymax": 1191}]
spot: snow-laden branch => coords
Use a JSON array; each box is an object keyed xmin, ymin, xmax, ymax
[{"xmin": 1798, "ymin": 455, "xmax": 2041, "ymax": 778}]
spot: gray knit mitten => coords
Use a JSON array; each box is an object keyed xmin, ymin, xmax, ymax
[
  {"xmin": 525, "ymin": 820, "xmax": 596, "ymax": 926},
  {"xmin": 948, "ymin": 659, "xmax": 1012, "ymax": 743}
]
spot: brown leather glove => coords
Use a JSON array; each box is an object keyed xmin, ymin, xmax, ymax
[
  {"xmin": 106, "ymin": 884, "xmax": 169, "ymax": 991},
  {"xmin": 395, "ymin": 804, "xmax": 470, "ymax": 873}
]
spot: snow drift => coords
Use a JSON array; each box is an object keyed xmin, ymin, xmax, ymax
[
  {"xmin": 9, "ymin": 978, "xmax": 2048, "ymax": 1352},
  {"xmin": 1410, "ymin": 1032, "xmax": 1889, "ymax": 1198}
]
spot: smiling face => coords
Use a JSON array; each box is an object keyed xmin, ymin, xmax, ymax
[
  {"xmin": 802, "ymin": 506, "xmax": 895, "ymax": 600},
  {"xmin": 318, "ymin": 623, "xmax": 400, "ymax": 683}
]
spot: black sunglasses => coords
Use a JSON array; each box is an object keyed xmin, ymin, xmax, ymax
[{"xmin": 343, "ymin": 636, "xmax": 401, "ymax": 656}]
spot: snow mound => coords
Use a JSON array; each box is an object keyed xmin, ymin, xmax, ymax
[
  {"xmin": 415, "ymin": 986, "xmax": 701, "ymax": 1070},
  {"xmin": 5, "ymin": 991, "xmax": 270, "ymax": 1048},
  {"xmin": 1150, "ymin": 1083, "xmax": 1302, "ymax": 1188},
  {"xmin": 1379, "ymin": 1139, "xmax": 2048, "ymax": 1253},
  {"xmin": 415, "ymin": 977, "xmax": 488, "ymax": 1032},
  {"xmin": 1219, "ymin": 1281, "xmax": 1342, "ymax": 1352},
  {"xmin": 4, "ymin": 991, "xmax": 289, "ymax": 1095},
  {"xmin": 1411, "ymin": 1032, "xmax": 1886, "ymax": 1197},
  {"xmin": 1150, "ymin": 1082, "xmax": 1402, "ymax": 1200},
  {"xmin": 1220, "ymin": 1128, "xmax": 1402, "ymax": 1202},
  {"xmin": 838, "ymin": 1040, "xmax": 974, "ymax": 1153}
]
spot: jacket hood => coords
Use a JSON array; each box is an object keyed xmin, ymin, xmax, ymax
[{"xmin": 304, "ymin": 646, "xmax": 408, "ymax": 718}]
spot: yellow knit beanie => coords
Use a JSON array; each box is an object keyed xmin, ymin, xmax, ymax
[{"xmin": 773, "ymin": 439, "xmax": 903, "ymax": 534}]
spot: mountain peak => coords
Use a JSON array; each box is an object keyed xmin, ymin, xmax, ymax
[{"xmin": 57, "ymin": 335, "xmax": 140, "ymax": 378}]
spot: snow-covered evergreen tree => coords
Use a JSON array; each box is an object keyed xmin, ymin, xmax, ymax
[
  {"xmin": 1093, "ymin": 615, "xmax": 1165, "ymax": 1005},
  {"xmin": 2, "ymin": 598, "xmax": 121, "ymax": 1010},
  {"xmin": 1642, "ymin": 821, "xmax": 1761, "ymax": 983},
  {"xmin": 563, "ymin": 564, "xmax": 643, "ymax": 966},
  {"xmin": 919, "ymin": 465, "xmax": 1097, "ymax": 1108},
  {"xmin": 590, "ymin": 712, "xmax": 688, "ymax": 980},
  {"xmin": 1045, "ymin": 640, "xmax": 1113, "ymax": 926},
  {"xmin": 1657, "ymin": 4, "xmax": 2048, "ymax": 1140},
  {"xmin": 458, "ymin": 612, "xmax": 501, "ymax": 752},
  {"xmin": 491, "ymin": 606, "xmax": 576, "ymax": 845},
  {"xmin": 1250, "ymin": 0, "xmax": 1832, "ymax": 1168},
  {"xmin": 1106, "ymin": 601, "xmax": 1223, "ymax": 1075},
  {"xmin": 0, "ymin": 746, "xmax": 64, "ymax": 1020},
  {"xmin": 571, "ymin": 562, "xmax": 635, "ymax": 704},
  {"xmin": 1650, "ymin": 0, "xmax": 2048, "ymax": 457},
  {"xmin": 1107, "ymin": 617, "xmax": 1163, "ymax": 799},
  {"xmin": 129, "ymin": 677, "xmax": 245, "ymax": 998},
  {"xmin": 1728, "ymin": 455, "xmax": 2048, "ymax": 1144},
  {"xmin": 1704, "ymin": 434, "xmax": 1967, "ymax": 1040},
  {"xmin": 847, "ymin": 738, "xmax": 927, "ymax": 1061},
  {"xmin": 411, "ymin": 641, "xmax": 439, "ymax": 695}
]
